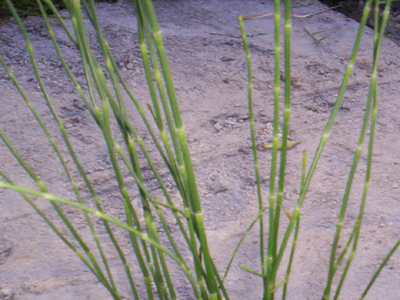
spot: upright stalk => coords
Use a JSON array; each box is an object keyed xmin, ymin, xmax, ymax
[
  {"xmin": 239, "ymin": 15, "xmax": 266, "ymax": 285},
  {"xmin": 333, "ymin": 2, "xmax": 392, "ymax": 299},
  {"xmin": 275, "ymin": 1, "xmax": 375, "ymax": 282},
  {"xmin": 265, "ymin": 0, "xmax": 282, "ymax": 298},
  {"xmin": 269, "ymin": 1, "xmax": 293, "ymax": 298},
  {"xmin": 282, "ymin": 151, "xmax": 307, "ymax": 300}
]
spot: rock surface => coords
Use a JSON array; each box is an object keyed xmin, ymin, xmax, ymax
[{"xmin": 0, "ymin": 0, "xmax": 399, "ymax": 299}]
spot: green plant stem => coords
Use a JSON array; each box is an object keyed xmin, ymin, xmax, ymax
[
  {"xmin": 274, "ymin": 1, "xmax": 375, "ymax": 289},
  {"xmin": 333, "ymin": 2, "xmax": 392, "ymax": 299},
  {"xmin": 0, "ymin": 180, "xmax": 200, "ymax": 294},
  {"xmin": 239, "ymin": 15, "xmax": 266, "ymax": 283},
  {"xmin": 333, "ymin": 0, "xmax": 381, "ymax": 277},
  {"xmin": 0, "ymin": 171, "xmax": 99, "ymax": 284},
  {"xmin": 0, "ymin": 129, "xmax": 119, "ymax": 299},
  {"xmin": 360, "ymin": 240, "xmax": 400, "ymax": 300},
  {"xmin": 269, "ymin": 1, "xmax": 293, "ymax": 298},
  {"xmin": 282, "ymin": 151, "xmax": 307, "ymax": 300},
  {"xmin": 42, "ymin": 0, "xmax": 77, "ymax": 44},
  {"xmin": 137, "ymin": 1, "xmax": 225, "ymax": 298},
  {"xmin": 84, "ymin": 2, "xmax": 179, "ymax": 298},
  {"xmin": 67, "ymin": 2, "xmax": 159, "ymax": 298},
  {"xmin": 36, "ymin": 3, "xmax": 142, "ymax": 297},
  {"xmin": 223, "ymin": 208, "xmax": 267, "ymax": 283},
  {"xmin": 266, "ymin": 4, "xmax": 282, "ymax": 295},
  {"xmin": 3, "ymin": 1, "xmax": 120, "ymax": 292},
  {"xmin": 0, "ymin": 1, "xmax": 394, "ymax": 299},
  {"xmin": 86, "ymin": 1, "xmax": 211, "ymax": 296}
]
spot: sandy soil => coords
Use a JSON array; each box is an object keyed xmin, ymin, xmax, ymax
[{"xmin": 0, "ymin": 0, "xmax": 399, "ymax": 299}]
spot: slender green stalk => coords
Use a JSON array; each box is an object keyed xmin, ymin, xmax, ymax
[
  {"xmin": 136, "ymin": 2, "xmax": 226, "ymax": 298},
  {"xmin": 0, "ymin": 181, "xmax": 200, "ymax": 292},
  {"xmin": 360, "ymin": 240, "xmax": 400, "ymax": 300},
  {"xmin": 136, "ymin": 3, "xmax": 163, "ymax": 130},
  {"xmin": 136, "ymin": 135, "xmax": 219, "ymax": 299},
  {"xmin": 2, "ymin": 3, "xmax": 118, "ymax": 292},
  {"xmin": 101, "ymin": 103, "xmax": 156, "ymax": 300},
  {"xmin": 266, "ymin": 1, "xmax": 282, "ymax": 288},
  {"xmin": 117, "ymin": 141, "xmax": 202, "ymax": 299},
  {"xmin": 38, "ymin": 5, "xmax": 141, "ymax": 297},
  {"xmin": 82, "ymin": 2, "xmax": 184, "ymax": 201},
  {"xmin": 0, "ymin": 53, "xmax": 123, "ymax": 296},
  {"xmin": 87, "ymin": 6, "xmax": 206, "ymax": 297},
  {"xmin": 42, "ymin": 0, "xmax": 77, "ymax": 44},
  {"xmin": 223, "ymin": 209, "xmax": 266, "ymax": 282},
  {"xmin": 282, "ymin": 151, "xmax": 307, "ymax": 300},
  {"xmin": 139, "ymin": 0, "xmax": 183, "ymax": 130},
  {"xmin": 84, "ymin": 2, "xmax": 178, "ymax": 298},
  {"xmin": 323, "ymin": 88, "xmax": 373, "ymax": 298},
  {"xmin": 0, "ymin": 129, "xmax": 119, "ymax": 299},
  {"xmin": 5, "ymin": 1, "xmax": 158, "ymax": 298},
  {"xmin": 79, "ymin": 1, "xmax": 212, "ymax": 298},
  {"xmin": 68, "ymin": 2, "xmax": 186, "ymax": 211},
  {"xmin": 1, "ymin": 1, "xmax": 395, "ymax": 299},
  {"xmin": 268, "ymin": 1, "xmax": 293, "ymax": 298},
  {"xmin": 273, "ymin": 0, "xmax": 293, "ymax": 248},
  {"xmin": 332, "ymin": 0, "xmax": 382, "ymax": 278},
  {"xmin": 136, "ymin": 1, "xmax": 185, "ymax": 173},
  {"xmin": 239, "ymin": 15, "xmax": 266, "ymax": 281},
  {"xmin": 67, "ymin": 3, "xmax": 159, "ymax": 298},
  {"xmin": 274, "ymin": 1, "xmax": 375, "ymax": 286},
  {"xmin": 0, "ymin": 171, "xmax": 100, "ymax": 283},
  {"xmin": 332, "ymin": 2, "xmax": 392, "ymax": 299},
  {"xmin": 323, "ymin": 50, "xmax": 374, "ymax": 300},
  {"xmin": 139, "ymin": 7, "xmax": 184, "ymax": 180},
  {"xmin": 126, "ymin": 136, "xmax": 175, "ymax": 300},
  {"xmin": 335, "ymin": 229, "xmax": 356, "ymax": 269}
]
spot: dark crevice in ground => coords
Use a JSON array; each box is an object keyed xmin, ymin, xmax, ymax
[
  {"xmin": 319, "ymin": 0, "xmax": 400, "ymax": 45},
  {"xmin": 320, "ymin": 0, "xmax": 367, "ymax": 19}
]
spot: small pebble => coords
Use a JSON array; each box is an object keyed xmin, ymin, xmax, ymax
[
  {"xmin": 0, "ymin": 287, "xmax": 14, "ymax": 300},
  {"xmin": 220, "ymin": 56, "xmax": 235, "ymax": 62}
]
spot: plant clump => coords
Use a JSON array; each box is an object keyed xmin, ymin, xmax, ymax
[{"xmin": 0, "ymin": 0, "xmax": 398, "ymax": 299}]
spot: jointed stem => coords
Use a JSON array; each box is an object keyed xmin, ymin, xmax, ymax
[
  {"xmin": 265, "ymin": 1, "xmax": 282, "ymax": 297},
  {"xmin": 239, "ymin": 15, "xmax": 266, "ymax": 288}
]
